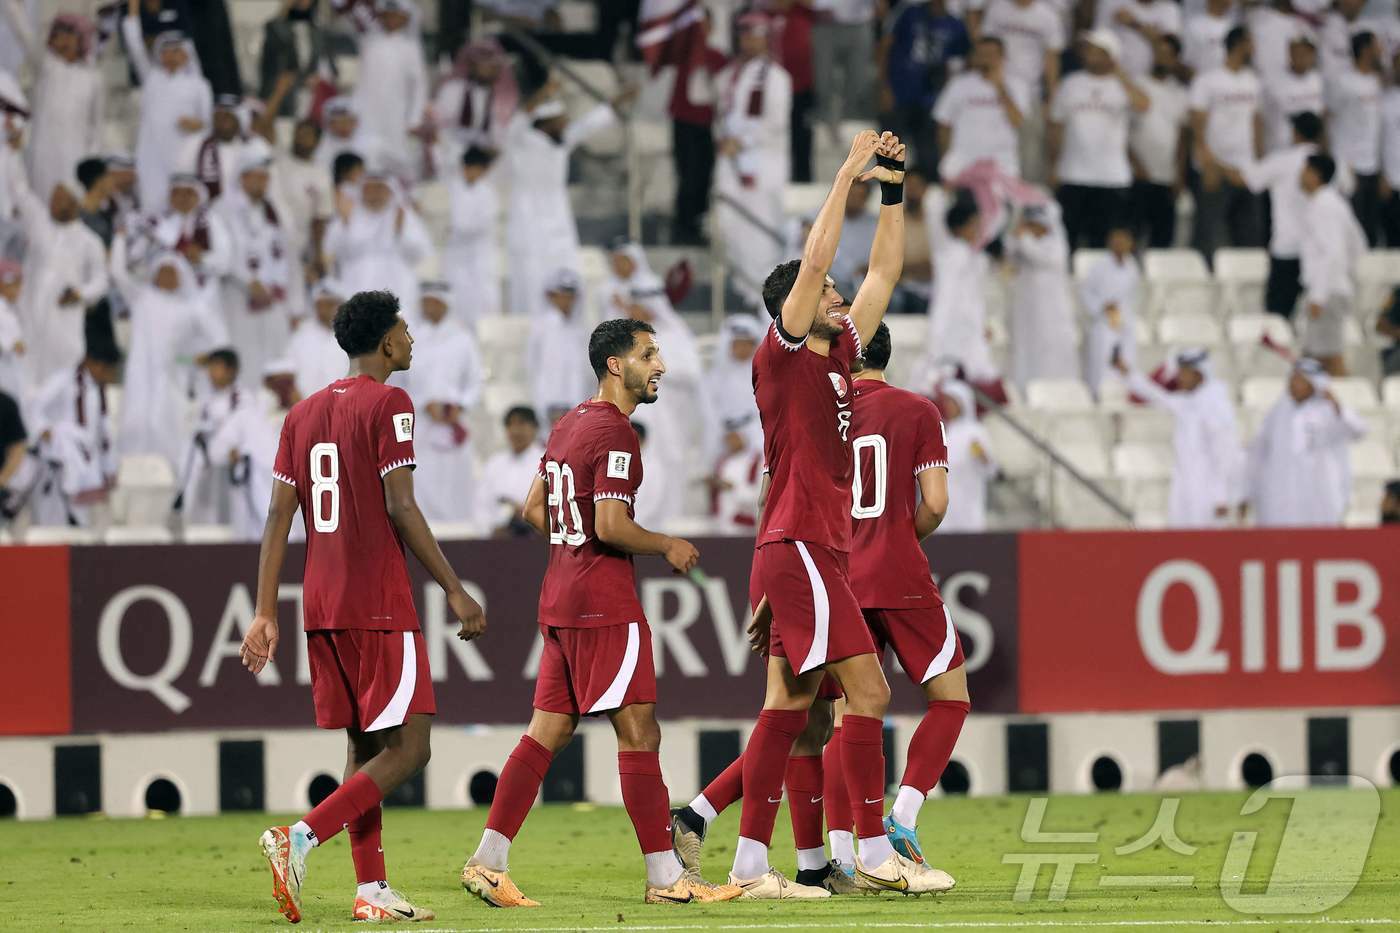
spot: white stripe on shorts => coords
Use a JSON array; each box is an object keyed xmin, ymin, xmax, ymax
[
  {"xmin": 919, "ymin": 605, "xmax": 958, "ymax": 685},
  {"xmin": 587, "ymin": 622, "xmax": 640, "ymax": 713},
  {"xmin": 794, "ymin": 541, "xmax": 830, "ymax": 674},
  {"xmin": 366, "ymin": 632, "xmax": 417, "ymax": 731}
]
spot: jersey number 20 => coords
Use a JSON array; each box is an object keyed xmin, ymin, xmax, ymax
[
  {"xmin": 851, "ymin": 434, "xmax": 887, "ymax": 519},
  {"xmin": 310, "ymin": 442, "xmax": 340, "ymax": 533},
  {"xmin": 545, "ymin": 460, "xmax": 587, "ymax": 546}
]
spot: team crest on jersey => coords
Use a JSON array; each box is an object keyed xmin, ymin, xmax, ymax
[
  {"xmin": 394, "ymin": 412, "xmax": 414, "ymax": 442},
  {"xmin": 828, "ymin": 372, "xmax": 848, "ymax": 399}
]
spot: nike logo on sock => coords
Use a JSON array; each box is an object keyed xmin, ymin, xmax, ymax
[
  {"xmin": 864, "ymin": 798, "xmax": 882, "ymax": 804},
  {"xmin": 767, "ymin": 796, "xmax": 782, "ymax": 804},
  {"xmin": 810, "ymin": 795, "xmax": 823, "ymax": 804}
]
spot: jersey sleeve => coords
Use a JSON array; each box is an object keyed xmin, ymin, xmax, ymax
[
  {"xmin": 591, "ymin": 421, "xmax": 644, "ymax": 506},
  {"xmin": 913, "ymin": 401, "xmax": 950, "ymax": 474},
  {"xmin": 273, "ymin": 414, "xmax": 297, "ymax": 487},
  {"xmin": 833, "ymin": 314, "xmax": 864, "ymax": 368},
  {"xmin": 373, "ymin": 386, "xmax": 418, "ymax": 478}
]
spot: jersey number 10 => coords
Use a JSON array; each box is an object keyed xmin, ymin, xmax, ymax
[
  {"xmin": 545, "ymin": 460, "xmax": 587, "ymax": 546},
  {"xmin": 851, "ymin": 434, "xmax": 887, "ymax": 520}
]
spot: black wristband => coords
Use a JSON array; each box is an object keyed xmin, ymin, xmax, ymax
[
  {"xmin": 880, "ymin": 180, "xmax": 904, "ymax": 205},
  {"xmin": 876, "ymin": 153, "xmax": 905, "ymax": 171}
]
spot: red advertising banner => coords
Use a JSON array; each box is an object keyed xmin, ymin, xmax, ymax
[
  {"xmin": 1018, "ymin": 529, "xmax": 1400, "ymax": 712},
  {"xmin": 59, "ymin": 534, "xmax": 1020, "ymax": 734},
  {"xmin": 0, "ymin": 545, "xmax": 71, "ymax": 734}
]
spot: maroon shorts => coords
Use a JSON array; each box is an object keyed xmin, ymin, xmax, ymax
[
  {"xmin": 749, "ymin": 548, "xmax": 843, "ymax": 699},
  {"xmin": 533, "ymin": 621, "xmax": 657, "ymax": 716},
  {"xmin": 757, "ymin": 540, "xmax": 875, "ymax": 676},
  {"xmin": 307, "ymin": 630, "xmax": 436, "ymax": 731},
  {"xmin": 863, "ymin": 604, "xmax": 966, "ymax": 686}
]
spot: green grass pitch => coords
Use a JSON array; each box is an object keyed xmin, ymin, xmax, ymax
[{"xmin": 9, "ymin": 788, "xmax": 1398, "ymax": 931}]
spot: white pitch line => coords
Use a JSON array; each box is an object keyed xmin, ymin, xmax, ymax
[{"xmin": 400, "ymin": 919, "xmax": 1400, "ymax": 933}]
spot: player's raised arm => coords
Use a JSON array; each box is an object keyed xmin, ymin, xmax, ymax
[
  {"xmin": 780, "ymin": 130, "xmax": 881, "ymax": 339},
  {"xmin": 383, "ymin": 466, "xmax": 487, "ymax": 640},
  {"xmin": 848, "ymin": 136, "xmax": 907, "ymax": 346},
  {"xmin": 241, "ymin": 479, "xmax": 300, "ymax": 673}
]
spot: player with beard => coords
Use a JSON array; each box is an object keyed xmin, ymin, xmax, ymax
[{"xmin": 461, "ymin": 319, "xmax": 743, "ymax": 908}]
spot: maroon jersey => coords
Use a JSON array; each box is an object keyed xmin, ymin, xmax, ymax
[
  {"xmin": 847, "ymin": 379, "xmax": 949, "ymax": 608},
  {"xmin": 753, "ymin": 316, "xmax": 862, "ymax": 552},
  {"xmin": 537, "ymin": 400, "xmax": 646, "ymax": 629},
  {"xmin": 273, "ymin": 375, "xmax": 419, "ymax": 632}
]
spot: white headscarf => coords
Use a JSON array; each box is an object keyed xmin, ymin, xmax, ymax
[{"xmin": 604, "ymin": 240, "xmax": 701, "ymax": 382}]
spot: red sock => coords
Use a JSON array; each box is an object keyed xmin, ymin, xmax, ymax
[
  {"xmin": 901, "ymin": 700, "xmax": 970, "ymax": 793},
  {"xmin": 304, "ymin": 771, "xmax": 383, "ymax": 845},
  {"xmin": 485, "ymin": 735, "xmax": 553, "ymax": 840},
  {"xmin": 736, "ymin": 709, "xmax": 807, "ymax": 845},
  {"xmin": 840, "ymin": 715, "xmax": 886, "ymax": 840},
  {"xmin": 822, "ymin": 726, "xmax": 851, "ymax": 834},
  {"xmin": 347, "ymin": 805, "xmax": 385, "ymax": 883},
  {"xmin": 701, "ymin": 753, "xmax": 745, "ymax": 814},
  {"xmin": 784, "ymin": 755, "xmax": 824, "ymax": 851},
  {"xmin": 619, "ymin": 751, "xmax": 673, "ymax": 854}
]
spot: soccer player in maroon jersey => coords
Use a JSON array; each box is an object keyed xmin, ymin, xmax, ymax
[
  {"xmin": 719, "ymin": 128, "xmax": 948, "ymax": 898},
  {"xmin": 239, "ymin": 290, "xmax": 487, "ymax": 924},
  {"xmin": 460, "ymin": 319, "xmax": 743, "ymax": 908},
  {"xmin": 838, "ymin": 321, "xmax": 964, "ymax": 886}
]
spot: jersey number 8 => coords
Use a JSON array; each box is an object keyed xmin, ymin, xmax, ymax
[
  {"xmin": 310, "ymin": 442, "xmax": 340, "ymax": 533},
  {"xmin": 545, "ymin": 460, "xmax": 586, "ymax": 546},
  {"xmin": 851, "ymin": 433, "xmax": 887, "ymax": 520}
]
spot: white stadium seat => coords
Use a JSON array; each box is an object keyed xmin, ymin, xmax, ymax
[
  {"xmin": 883, "ymin": 315, "xmax": 925, "ymax": 351},
  {"xmin": 429, "ymin": 522, "xmax": 481, "ymax": 541},
  {"xmin": 1143, "ymin": 249, "xmax": 1215, "ymax": 319},
  {"xmin": 984, "ymin": 416, "xmax": 1042, "ymax": 478},
  {"xmin": 1213, "ymin": 248, "xmax": 1269, "ymax": 317},
  {"xmin": 1112, "ymin": 443, "xmax": 1174, "ymax": 480},
  {"xmin": 1329, "ymin": 377, "xmax": 1381, "ymax": 412},
  {"xmin": 22, "ymin": 525, "xmax": 99, "ymax": 545},
  {"xmin": 1241, "ymin": 376, "xmax": 1285, "ymax": 409},
  {"xmin": 183, "ymin": 524, "xmax": 237, "ymax": 545},
  {"xmin": 1356, "ymin": 250, "xmax": 1400, "ymax": 315},
  {"xmin": 1156, "ymin": 310, "xmax": 1224, "ymax": 348},
  {"xmin": 1228, "ymin": 314, "xmax": 1295, "ymax": 378},
  {"xmin": 104, "ymin": 526, "xmax": 174, "ymax": 545},
  {"xmin": 477, "ymin": 315, "xmax": 532, "ymax": 383},
  {"xmin": 783, "ymin": 183, "xmax": 830, "ymax": 218},
  {"xmin": 1383, "ymin": 376, "xmax": 1400, "ymax": 407},
  {"xmin": 1026, "ymin": 378, "xmax": 1094, "ymax": 410},
  {"xmin": 1115, "ymin": 406, "xmax": 1177, "ymax": 445},
  {"xmin": 112, "ymin": 455, "xmax": 177, "ymax": 528},
  {"xmin": 1071, "ymin": 249, "xmax": 1109, "ymax": 281}
]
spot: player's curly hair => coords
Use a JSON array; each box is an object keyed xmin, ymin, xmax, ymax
[
  {"xmin": 588, "ymin": 318, "xmax": 655, "ymax": 378},
  {"xmin": 333, "ymin": 290, "xmax": 400, "ymax": 356},
  {"xmin": 858, "ymin": 322, "xmax": 892, "ymax": 372},
  {"xmin": 761, "ymin": 260, "xmax": 802, "ymax": 321}
]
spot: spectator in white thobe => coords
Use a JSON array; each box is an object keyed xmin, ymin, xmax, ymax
[
  {"xmin": 315, "ymin": 97, "xmax": 382, "ymax": 174},
  {"xmin": 928, "ymin": 198, "xmax": 995, "ymax": 381},
  {"xmin": 1080, "ymin": 224, "xmax": 1141, "ymax": 396},
  {"xmin": 1113, "ymin": 348, "xmax": 1243, "ymax": 528},
  {"xmin": 504, "ymin": 96, "xmax": 617, "ymax": 314},
  {"xmin": 1246, "ymin": 358, "xmax": 1366, "ymax": 527},
  {"xmin": 287, "ymin": 279, "xmax": 347, "ymax": 399},
  {"xmin": 1297, "ymin": 153, "xmax": 1366, "ymax": 374},
  {"xmin": 3, "ymin": 9, "xmax": 104, "ymax": 206},
  {"xmin": 713, "ymin": 12, "xmax": 791, "ymax": 309},
  {"xmin": 5, "ymin": 170, "xmax": 107, "ymax": 386},
  {"xmin": 351, "ymin": 0, "xmax": 428, "ymax": 178},
  {"xmin": 122, "ymin": 20, "xmax": 211, "ymax": 212},
  {"xmin": 476, "ymin": 405, "xmax": 544, "ymax": 536},
  {"xmin": 175, "ymin": 349, "xmax": 247, "ymax": 525},
  {"xmin": 274, "ymin": 119, "xmax": 333, "ymax": 322},
  {"xmin": 1005, "ymin": 202, "xmax": 1078, "ymax": 392},
  {"xmin": 0, "ymin": 259, "xmax": 24, "ymax": 401},
  {"xmin": 433, "ymin": 37, "xmax": 518, "ymax": 156},
  {"xmin": 701, "ymin": 313, "xmax": 763, "ymax": 465},
  {"xmin": 710, "ymin": 412, "xmax": 764, "ymax": 534},
  {"xmin": 194, "ymin": 94, "xmax": 255, "ymax": 201},
  {"xmin": 937, "ymin": 380, "xmax": 997, "ymax": 533},
  {"xmin": 444, "ymin": 146, "xmax": 501, "ymax": 325},
  {"xmin": 207, "ymin": 358, "xmax": 301, "ymax": 542},
  {"xmin": 398, "ymin": 282, "xmax": 483, "ymax": 526},
  {"xmin": 28, "ymin": 340, "xmax": 119, "ymax": 527},
  {"xmin": 527, "ymin": 268, "xmax": 592, "ymax": 426},
  {"xmin": 324, "ymin": 170, "xmax": 434, "ymax": 322}
]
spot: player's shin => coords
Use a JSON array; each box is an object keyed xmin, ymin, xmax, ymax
[
  {"xmin": 823, "ymin": 728, "xmax": 855, "ymax": 864},
  {"xmin": 732, "ymin": 709, "xmax": 807, "ymax": 879},
  {"xmin": 841, "ymin": 715, "xmax": 896, "ymax": 867},
  {"xmin": 348, "ymin": 805, "xmax": 386, "ymax": 887},
  {"xmin": 618, "ymin": 751, "xmax": 685, "ymax": 888},
  {"xmin": 893, "ymin": 699, "xmax": 970, "ymax": 829},
  {"xmin": 785, "ymin": 755, "xmax": 826, "ymax": 872},
  {"xmin": 303, "ymin": 771, "xmax": 385, "ymax": 848},
  {"xmin": 472, "ymin": 735, "xmax": 553, "ymax": 871}
]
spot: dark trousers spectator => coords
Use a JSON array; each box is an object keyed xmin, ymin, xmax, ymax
[
  {"xmin": 885, "ymin": 103, "xmax": 940, "ymax": 180},
  {"xmin": 672, "ymin": 119, "xmax": 714, "ymax": 244},
  {"xmin": 1057, "ymin": 184, "xmax": 1130, "ymax": 249},
  {"xmin": 791, "ymin": 90, "xmax": 815, "ymax": 183},
  {"xmin": 1192, "ymin": 178, "xmax": 1262, "ymax": 262},
  {"xmin": 1131, "ymin": 180, "xmax": 1176, "ymax": 248},
  {"xmin": 1385, "ymin": 190, "xmax": 1400, "ymax": 248},
  {"xmin": 1264, "ymin": 256, "xmax": 1302, "ymax": 319},
  {"xmin": 1351, "ymin": 173, "xmax": 1382, "ymax": 246}
]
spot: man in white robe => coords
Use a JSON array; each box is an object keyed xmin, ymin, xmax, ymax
[
  {"xmin": 527, "ymin": 267, "xmax": 592, "ymax": 425},
  {"xmin": 275, "ymin": 119, "xmax": 333, "ymax": 321},
  {"xmin": 1114, "ymin": 348, "xmax": 1243, "ymax": 527},
  {"xmin": 213, "ymin": 141, "xmax": 292, "ymax": 380},
  {"xmin": 937, "ymin": 380, "xmax": 998, "ymax": 533},
  {"xmin": 323, "ymin": 170, "xmax": 433, "ymax": 320},
  {"xmin": 175, "ymin": 348, "xmax": 249, "ymax": 525},
  {"xmin": 5, "ymin": 170, "xmax": 107, "ymax": 386},
  {"xmin": 444, "ymin": 146, "xmax": 501, "ymax": 325},
  {"xmin": 503, "ymin": 96, "xmax": 617, "ymax": 315},
  {"xmin": 350, "ymin": 0, "xmax": 428, "ymax": 179},
  {"xmin": 1079, "ymin": 224, "xmax": 1141, "ymax": 396},
  {"xmin": 928, "ymin": 197, "xmax": 995, "ymax": 381},
  {"xmin": 122, "ymin": 20, "xmax": 211, "ymax": 212},
  {"xmin": 0, "ymin": 258, "xmax": 26, "ymax": 401},
  {"xmin": 287, "ymin": 278, "xmax": 348, "ymax": 398},
  {"xmin": 1005, "ymin": 201, "xmax": 1079, "ymax": 392},
  {"xmin": 1297, "ymin": 152, "xmax": 1366, "ymax": 374},
  {"xmin": 711, "ymin": 413, "xmax": 764, "ymax": 534},
  {"xmin": 314, "ymin": 96, "xmax": 382, "ymax": 175},
  {"xmin": 475, "ymin": 404, "xmax": 544, "ymax": 536},
  {"xmin": 713, "ymin": 12, "xmax": 791, "ymax": 309},
  {"xmin": 1246, "ymin": 358, "xmax": 1366, "ymax": 527},
  {"xmin": 398, "ymin": 281, "xmax": 483, "ymax": 525},
  {"xmin": 701, "ymin": 313, "xmax": 763, "ymax": 464},
  {"xmin": 0, "ymin": 89, "xmax": 27, "ymax": 257},
  {"xmin": 27, "ymin": 338, "xmax": 120, "ymax": 526},
  {"xmin": 207, "ymin": 357, "xmax": 301, "ymax": 542},
  {"xmin": 194, "ymin": 94, "xmax": 254, "ymax": 200}
]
